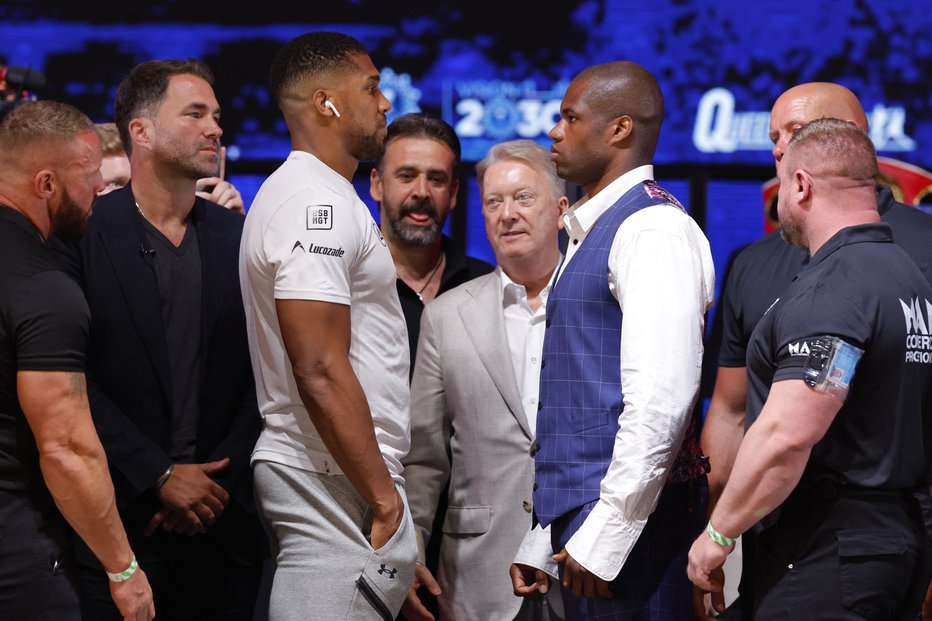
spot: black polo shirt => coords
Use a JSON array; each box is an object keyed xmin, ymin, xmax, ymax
[
  {"xmin": 718, "ymin": 185, "xmax": 932, "ymax": 368},
  {"xmin": 397, "ymin": 234, "xmax": 493, "ymax": 371},
  {"xmin": 0, "ymin": 205, "xmax": 90, "ymax": 492},
  {"xmin": 746, "ymin": 223, "xmax": 932, "ymax": 491}
]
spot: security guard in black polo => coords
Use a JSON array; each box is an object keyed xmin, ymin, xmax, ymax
[{"xmin": 687, "ymin": 118, "xmax": 932, "ymax": 620}]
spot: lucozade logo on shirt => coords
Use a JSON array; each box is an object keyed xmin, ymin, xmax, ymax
[
  {"xmin": 291, "ymin": 241, "xmax": 345, "ymax": 258},
  {"xmin": 901, "ymin": 297, "xmax": 932, "ymax": 363}
]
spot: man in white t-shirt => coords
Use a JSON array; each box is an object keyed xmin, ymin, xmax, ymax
[{"xmin": 240, "ymin": 31, "xmax": 417, "ymax": 620}]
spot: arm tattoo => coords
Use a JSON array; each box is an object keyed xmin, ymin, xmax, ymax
[{"xmin": 67, "ymin": 373, "xmax": 88, "ymax": 399}]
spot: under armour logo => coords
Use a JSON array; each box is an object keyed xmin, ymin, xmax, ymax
[{"xmin": 378, "ymin": 564, "xmax": 397, "ymax": 579}]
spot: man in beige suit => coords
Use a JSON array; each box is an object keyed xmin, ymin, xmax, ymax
[{"xmin": 402, "ymin": 140, "xmax": 567, "ymax": 621}]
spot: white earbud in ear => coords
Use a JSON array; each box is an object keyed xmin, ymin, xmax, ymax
[{"xmin": 324, "ymin": 100, "xmax": 341, "ymax": 118}]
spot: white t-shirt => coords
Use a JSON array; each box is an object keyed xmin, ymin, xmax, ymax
[{"xmin": 240, "ymin": 150, "xmax": 410, "ymax": 482}]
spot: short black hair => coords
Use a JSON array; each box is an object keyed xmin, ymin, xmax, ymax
[
  {"xmin": 269, "ymin": 31, "xmax": 368, "ymax": 108},
  {"xmin": 114, "ymin": 59, "xmax": 214, "ymax": 156},
  {"xmin": 376, "ymin": 114, "xmax": 461, "ymax": 171},
  {"xmin": 576, "ymin": 61, "xmax": 664, "ymax": 161}
]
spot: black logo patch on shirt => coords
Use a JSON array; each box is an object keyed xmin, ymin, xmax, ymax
[
  {"xmin": 307, "ymin": 205, "xmax": 333, "ymax": 230},
  {"xmin": 377, "ymin": 564, "xmax": 397, "ymax": 579}
]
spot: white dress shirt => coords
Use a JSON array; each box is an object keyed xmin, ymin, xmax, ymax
[
  {"xmin": 500, "ymin": 266, "xmax": 564, "ymax": 615},
  {"xmin": 500, "ymin": 267, "xmax": 554, "ymax": 436},
  {"xmin": 556, "ymin": 164, "xmax": 715, "ymax": 580}
]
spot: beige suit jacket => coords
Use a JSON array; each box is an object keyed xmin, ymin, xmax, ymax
[{"xmin": 403, "ymin": 270, "xmax": 538, "ymax": 620}]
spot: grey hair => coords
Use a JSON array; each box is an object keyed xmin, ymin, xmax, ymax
[{"xmin": 476, "ymin": 139, "xmax": 565, "ymax": 199}]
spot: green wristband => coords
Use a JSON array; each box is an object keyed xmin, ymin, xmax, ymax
[
  {"xmin": 707, "ymin": 521, "xmax": 737, "ymax": 547},
  {"xmin": 106, "ymin": 555, "xmax": 139, "ymax": 583}
]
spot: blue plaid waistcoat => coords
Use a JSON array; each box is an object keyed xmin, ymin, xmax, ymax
[{"xmin": 533, "ymin": 180, "xmax": 708, "ymax": 527}]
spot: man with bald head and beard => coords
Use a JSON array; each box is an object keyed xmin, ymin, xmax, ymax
[
  {"xmin": 697, "ymin": 82, "xmax": 932, "ymax": 620},
  {"xmin": 525, "ymin": 61, "xmax": 714, "ymax": 619},
  {"xmin": 689, "ymin": 118, "xmax": 932, "ymax": 620}
]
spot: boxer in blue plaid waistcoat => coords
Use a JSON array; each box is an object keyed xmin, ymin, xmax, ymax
[{"xmin": 522, "ymin": 60, "xmax": 715, "ymax": 621}]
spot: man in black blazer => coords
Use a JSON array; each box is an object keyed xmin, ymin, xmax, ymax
[{"xmin": 51, "ymin": 59, "xmax": 264, "ymax": 620}]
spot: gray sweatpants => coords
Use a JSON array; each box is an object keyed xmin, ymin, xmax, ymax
[{"xmin": 254, "ymin": 461, "xmax": 417, "ymax": 621}]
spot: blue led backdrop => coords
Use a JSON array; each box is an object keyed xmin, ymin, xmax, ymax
[{"xmin": 3, "ymin": 0, "xmax": 930, "ymax": 275}]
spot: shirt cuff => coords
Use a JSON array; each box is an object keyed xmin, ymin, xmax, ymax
[
  {"xmin": 513, "ymin": 524, "xmax": 559, "ymax": 580},
  {"xmin": 565, "ymin": 498, "xmax": 646, "ymax": 581},
  {"xmin": 413, "ymin": 526, "xmax": 427, "ymax": 565}
]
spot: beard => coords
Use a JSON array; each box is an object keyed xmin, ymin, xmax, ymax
[
  {"xmin": 345, "ymin": 109, "xmax": 387, "ymax": 162},
  {"xmin": 151, "ymin": 128, "xmax": 219, "ymax": 180},
  {"xmin": 347, "ymin": 126, "xmax": 383, "ymax": 162},
  {"xmin": 161, "ymin": 150, "xmax": 218, "ymax": 180},
  {"xmin": 50, "ymin": 187, "xmax": 92, "ymax": 242},
  {"xmin": 778, "ymin": 205, "xmax": 806, "ymax": 250},
  {"xmin": 388, "ymin": 197, "xmax": 442, "ymax": 246}
]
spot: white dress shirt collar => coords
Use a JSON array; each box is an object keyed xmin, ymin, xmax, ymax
[
  {"xmin": 497, "ymin": 262, "xmax": 560, "ymax": 308},
  {"xmin": 563, "ymin": 164, "xmax": 654, "ymax": 239}
]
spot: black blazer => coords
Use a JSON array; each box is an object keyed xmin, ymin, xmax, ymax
[{"xmin": 51, "ymin": 184, "xmax": 260, "ymax": 516}]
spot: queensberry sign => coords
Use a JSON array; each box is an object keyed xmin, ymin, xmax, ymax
[{"xmin": 692, "ymin": 87, "xmax": 917, "ymax": 155}]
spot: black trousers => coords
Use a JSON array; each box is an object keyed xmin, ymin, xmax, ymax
[
  {"xmin": 552, "ymin": 479, "xmax": 708, "ymax": 620},
  {"xmin": 77, "ymin": 500, "xmax": 266, "ymax": 621},
  {"xmin": 753, "ymin": 489, "xmax": 932, "ymax": 621},
  {"xmin": 0, "ymin": 490, "xmax": 81, "ymax": 620}
]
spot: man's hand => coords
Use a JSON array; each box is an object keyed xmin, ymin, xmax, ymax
[
  {"xmin": 145, "ymin": 459, "xmax": 230, "ymax": 536},
  {"xmin": 370, "ymin": 486, "xmax": 404, "ymax": 550},
  {"xmin": 687, "ymin": 534, "xmax": 730, "ymax": 616},
  {"xmin": 401, "ymin": 563, "xmax": 442, "ymax": 621},
  {"xmin": 553, "ymin": 548, "xmax": 612, "ymax": 599},
  {"xmin": 109, "ymin": 568, "xmax": 156, "ymax": 621},
  {"xmin": 510, "ymin": 562, "xmax": 550, "ymax": 599},
  {"xmin": 196, "ymin": 178, "xmax": 244, "ymax": 214},
  {"xmin": 144, "ymin": 507, "xmax": 204, "ymax": 536},
  {"xmin": 692, "ymin": 585, "xmax": 725, "ymax": 620},
  {"xmin": 196, "ymin": 145, "xmax": 245, "ymax": 214}
]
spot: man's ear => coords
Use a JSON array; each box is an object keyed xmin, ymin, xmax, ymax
[
  {"xmin": 33, "ymin": 169, "xmax": 55, "ymax": 200},
  {"xmin": 795, "ymin": 169, "xmax": 814, "ymax": 208},
  {"xmin": 606, "ymin": 115, "xmax": 633, "ymax": 146},
  {"xmin": 448, "ymin": 177, "xmax": 460, "ymax": 211},
  {"xmin": 369, "ymin": 167, "xmax": 383, "ymax": 202},
  {"xmin": 556, "ymin": 195, "xmax": 569, "ymax": 230},
  {"xmin": 127, "ymin": 117, "xmax": 151, "ymax": 153},
  {"xmin": 313, "ymin": 89, "xmax": 335, "ymax": 118}
]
